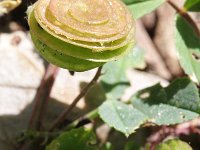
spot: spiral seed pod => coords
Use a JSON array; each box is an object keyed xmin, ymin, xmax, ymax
[{"xmin": 28, "ymin": 0, "xmax": 135, "ymax": 71}]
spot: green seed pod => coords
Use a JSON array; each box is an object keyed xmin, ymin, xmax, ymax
[{"xmin": 28, "ymin": 0, "xmax": 135, "ymax": 71}]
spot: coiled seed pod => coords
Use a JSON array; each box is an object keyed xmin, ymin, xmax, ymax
[{"xmin": 28, "ymin": 0, "xmax": 135, "ymax": 71}]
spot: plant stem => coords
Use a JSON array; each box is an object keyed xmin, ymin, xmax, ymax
[
  {"xmin": 167, "ymin": 0, "xmax": 200, "ymax": 37},
  {"xmin": 19, "ymin": 109, "xmax": 99, "ymax": 150},
  {"xmin": 48, "ymin": 67, "xmax": 102, "ymax": 131},
  {"xmin": 28, "ymin": 64, "xmax": 59, "ymax": 130},
  {"xmin": 64, "ymin": 108, "xmax": 99, "ymax": 131}
]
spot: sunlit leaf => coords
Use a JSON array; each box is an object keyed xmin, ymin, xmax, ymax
[
  {"xmin": 99, "ymin": 100, "xmax": 147, "ymax": 137},
  {"xmin": 175, "ymin": 15, "xmax": 200, "ymax": 83},
  {"xmin": 155, "ymin": 139, "xmax": 192, "ymax": 150},
  {"xmin": 99, "ymin": 78, "xmax": 200, "ymax": 136},
  {"xmin": 122, "ymin": 0, "xmax": 148, "ymax": 5},
  {"xmin": 128, "ymin": 0, "xmax": 165, "ymax": 19},
  {"xmin": 46, "ymin": 128, "xmax": 97, "ymax": 150},
  {"xmin": 184, "ymin": 0, "xmax": 200, "ymax": 12},
  {"xmin": 132, "ymin": 77, "xmax": 200, "ymax": 125}
]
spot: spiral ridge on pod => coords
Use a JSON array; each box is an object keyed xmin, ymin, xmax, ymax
[{"xmin": 28, "ymin": 0, "xmax": 135, "ymax": 71}]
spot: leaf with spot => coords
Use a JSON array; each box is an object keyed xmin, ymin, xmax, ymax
[
  {"xmin": 155, "ymin": 139, "xmax": 192, "ymax": 150},
  {"xmin": 99, "ymin": 100, "xmax": 147, "ymax": 137},
  {"xmin": 132, "ymin": 77, "xmax": 200, "ymax": 125},
  {"xmin": 99, "ymin": 78, "xmax": 200, "ymax": 136},
  {"xmin": 45, "ymin": 128, "xmax": 97, "ymax": 150},
  {"xmin": 175, "ymin": 15, "xmax": 200, "ymax": 83}
]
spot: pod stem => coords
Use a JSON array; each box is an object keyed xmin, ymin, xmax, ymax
[
  {"xmin": 48, "ymin": 66, "xmax": 103, "ymax": 131},
  {"xmin": 167, "ymin": 0, "xmax": 200, "ymax": 38},
  {"xmin": 63, "ymin": 108, "xmax": 99, "ymax": 131},
  {"xmin": 28, "ymin": 64, "xmax": 59, "ymax": 130}
]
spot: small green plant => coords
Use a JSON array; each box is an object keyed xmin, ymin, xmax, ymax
[{"xmin": 18, "ymin": 0, "xmax": 200, "ymax": 149}]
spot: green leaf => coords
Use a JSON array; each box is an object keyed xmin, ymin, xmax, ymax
[
  {"xmin": 100, "ymin": 47, "xmax": 145, "ymax": 99},
  {"xmin": 165, "ymin": 78, "xmax": 200, "ymax": 113},
  {"xmin": 99, "ymin": 100, "xmax": 147, "ymax": 137},
  {"xmin": 128, "ymin": 0, "xmax": 165, "ymax": 19},
  {"xmin": 124, "ymin": 141, "xmax": 141, "ymax": 150},
  {"xmin": 97, "ymin": 48, "xmax": 146, "ymax": 136},
  {"xmin": 155, "ymin": 139, "xmax": 192, "ymax": 150},
  {"xmin": 175, "ymin": 15, "xmax": 200, "ymax": 83},
  {"xmin": 46, "ymin": 128, "xmax": 97, "ymax": 150},
  {"xmin": 99, "ymin": 78, "xmax": 200, "ymax": 136},
  {"xmin": 132, "ymin": 77, "xmax": 200, "ymax": 125},
  {"xmin": 122, "ymin": 0, "xmax": 148, "ymax": 5},
  {"xmin": 101, "ymin": 142, "xmax": 114, "ymax": 150},
  {"xmin": 184, "ymin": 0, "xmax": 200, "ymax": 12}
]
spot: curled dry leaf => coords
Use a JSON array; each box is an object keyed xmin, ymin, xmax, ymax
[{"xmin": 0, "ymin": 0, "xmax": 21, "ymax": 15}]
